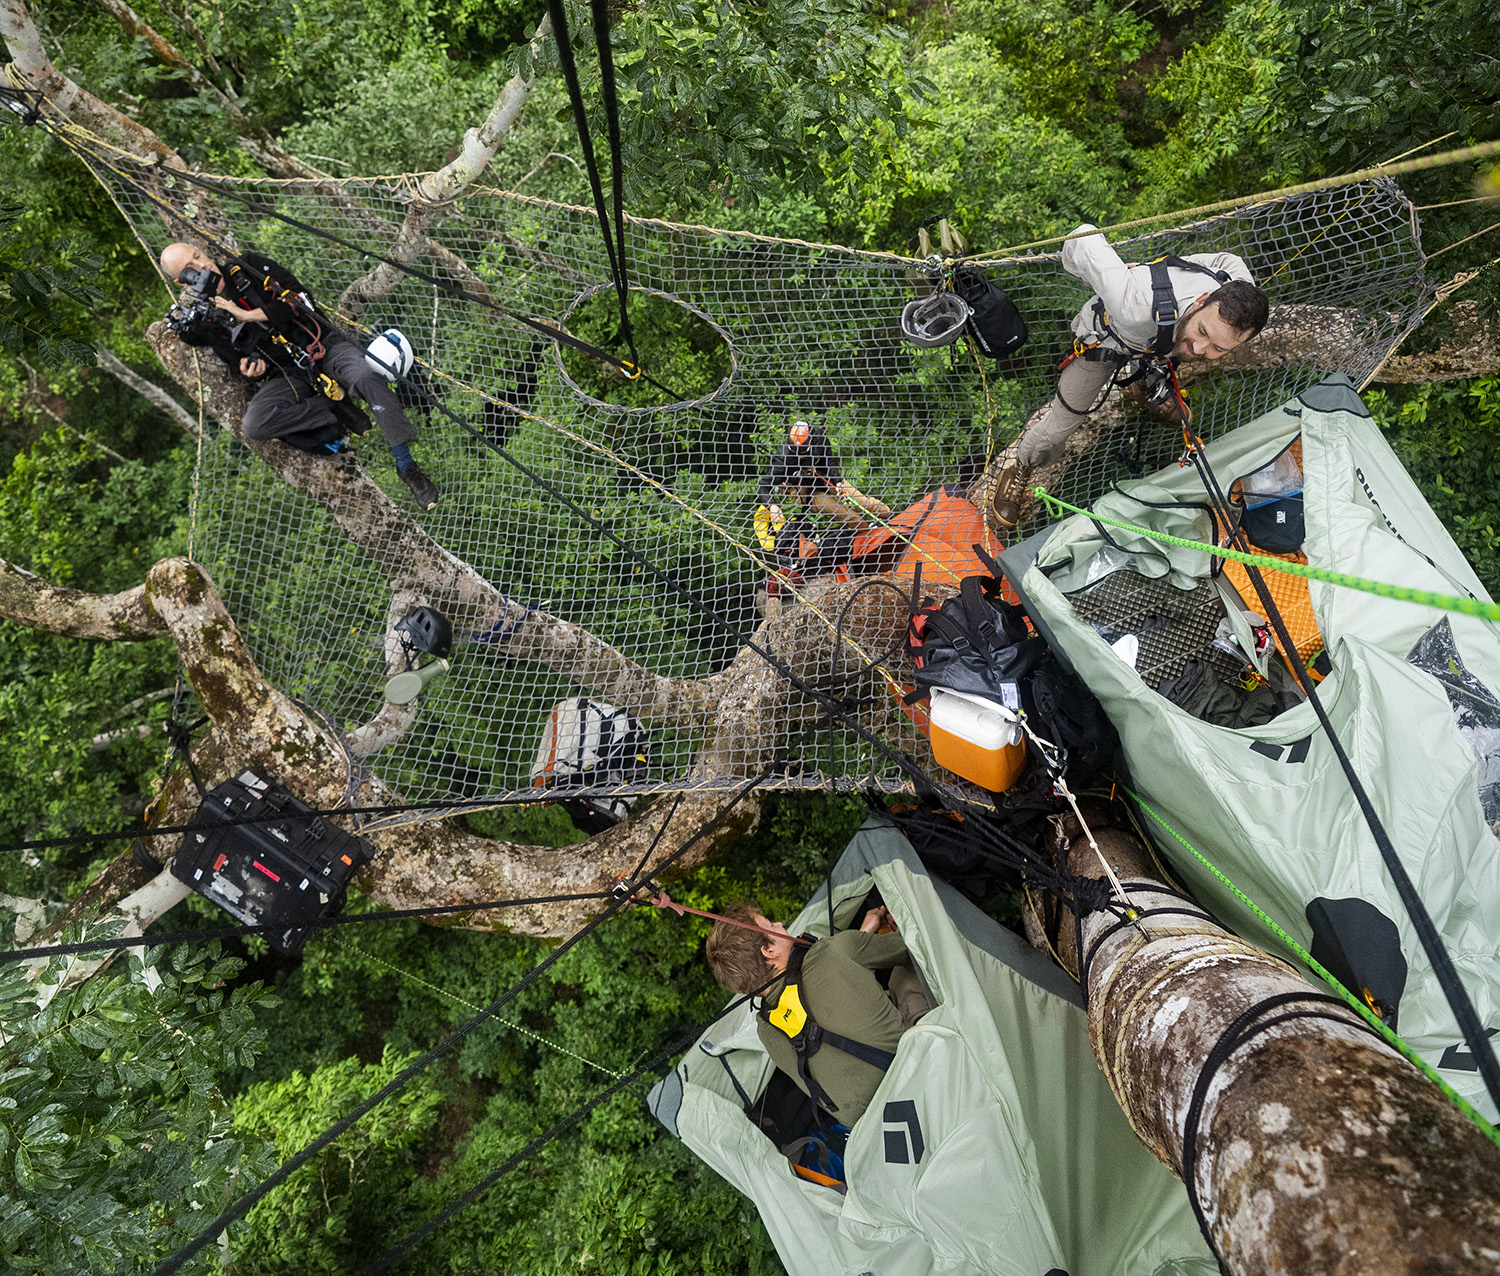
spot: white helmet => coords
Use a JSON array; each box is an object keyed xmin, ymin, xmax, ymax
[{"xmin": 365, "ymin": 328, "xmax": 414, "ymax": 379}]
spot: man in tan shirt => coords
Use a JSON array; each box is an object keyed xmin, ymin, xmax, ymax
[{"xmin": 991, "ymin": 224, "xmax": 1269, "ymax": 528}]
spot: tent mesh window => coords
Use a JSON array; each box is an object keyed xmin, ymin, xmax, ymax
[{"xmin": 71, "ymin": 131, "xmax": 1432, "ymax": 809}]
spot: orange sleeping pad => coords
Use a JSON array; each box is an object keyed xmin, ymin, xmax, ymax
[{"xmin": 1222, "ymin": 437, "xmax": 1324, "ymax": 666}]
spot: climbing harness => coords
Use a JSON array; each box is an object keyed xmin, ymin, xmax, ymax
[
  {"xmin": 220, "ymin": 256, "xmax": 347, "ymax": 398},
  {"xmin": 760, "ymin": 939, "xmax": 897, "ymax": 1116}
]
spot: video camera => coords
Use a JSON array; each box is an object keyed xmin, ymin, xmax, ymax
[
  {"xmin": 165, "ymin": 263, "xmax": 222, "ymax": 337},
  {"xmin": 164, "ymin": 264, "xmax": 263, "ymax": 357}
]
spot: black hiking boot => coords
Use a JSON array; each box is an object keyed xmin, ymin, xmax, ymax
[{"xmin": 399, "ymin": 461, "xmax": 439, "ymax": 511}]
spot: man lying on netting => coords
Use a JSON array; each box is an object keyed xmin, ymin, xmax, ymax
[
  {"xmin": 158, "ymin": 242, "xmax": 440, "ymax": 510},
  {"xmin": 989, "ymin": 225, "xmax": 1270, "ymax": 529},
  {"xmin": 706, "ymin": 900, "xmax": 933, "ymax": 1131}
]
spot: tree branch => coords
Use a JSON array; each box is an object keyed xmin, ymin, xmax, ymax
[
  {"xmin": 1372, "ymin": 299, "xmax": 1500, "ymax": 383},
  {"xmin": 0, "ymin": 556, "xmax": 166, "ymax": 638},
  {"xmin": 339, "ymin": 14, "xmax": 552, "ymax": 320},
  {"xmin": 1049, "ymin": 817, "xmax": 1500, "ymax": 1273},
  {"xmin": 1, "ymin": 0, "xmax": 235, "ymax": 245},
  {"xmin": 95, "ymin": 344, "xmax": 202, "ymax": 438}
]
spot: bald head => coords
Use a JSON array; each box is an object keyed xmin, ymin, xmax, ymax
[{"xmin": 160, "ymin": 242, "xmax": 219, "ymax": 285}]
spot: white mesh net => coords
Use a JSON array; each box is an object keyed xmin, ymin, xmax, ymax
[{"xmin": 68, "ymin": 129, "xmax": 1432, "ymax": 812}]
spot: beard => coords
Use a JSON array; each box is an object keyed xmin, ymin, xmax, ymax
[{"xmin": 1170, "ymin": 303, "xmax": 1206, "ymax": 360}]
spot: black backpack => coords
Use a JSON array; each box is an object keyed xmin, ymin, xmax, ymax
[
  {"xmin": 905, "ymin": 560, "xmax": 1045, "ymax": 708},
  {"xmin": 905, "ymin": 554, "xmax": 1115, "ymax": 790},
  {"xmin": 950, "ymin": 265, "xmax": 1028, "ymax": 360}
]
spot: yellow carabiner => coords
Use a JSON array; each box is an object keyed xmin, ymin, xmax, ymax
[{"xmin": 620, "ymin": 361, "xmax": 642, "ymax": 381}]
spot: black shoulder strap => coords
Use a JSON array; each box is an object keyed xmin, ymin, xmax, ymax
[{"xmin": 1147, "ymin": 256, "xmax": 1233, "ymax": 356}]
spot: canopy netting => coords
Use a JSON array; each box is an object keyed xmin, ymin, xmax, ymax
[{"xmin": 72, "ymin": 131, "xmax": 1431, "ymax": 810}]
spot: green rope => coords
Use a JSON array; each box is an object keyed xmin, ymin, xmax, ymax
[
  {"xmin": 1034, "ymin": 488, "xmax": 1500, "ymax": 624},
  {"xmin": 1124, "ymin": 787, "xmax": 1500, "ymax": 1147}
]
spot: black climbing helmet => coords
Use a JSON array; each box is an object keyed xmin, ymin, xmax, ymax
[
  {"xmin": 901, "ymin": 290, "xmax": 970, "ymax": 348},
  {"xmin": 395, "ymin": 605, "xmax": 453, "ymax": 659}
]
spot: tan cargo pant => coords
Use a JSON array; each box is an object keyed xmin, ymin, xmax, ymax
[{"xmin": 1015, "ymin": 355, "xmax": 1120, "ymax": 468}]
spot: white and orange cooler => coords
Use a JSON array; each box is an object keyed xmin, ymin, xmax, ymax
[{"xmin": 927, "ymin": 686, "xmax": 1028, "ymax": 792}]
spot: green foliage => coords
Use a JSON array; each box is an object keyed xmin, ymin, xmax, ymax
[
  {"xmin": 952, "ymin": 0, "xmax": 1155, "ymax": 151},
  {"xmin": 230, "ymin": 1047, "xmax": 446, "ymax": 1273},
  {"xmin": 1254, "ymin": 0, "xmax": 1500, "ymax": 174},
  {"xmin": 0, "ymin": 430, "xmax": 189, "ymax": 855},
  {"xmin": 1127, "ymin": 0, "xmax": 1298, "ymax": 211},
  {"xmin": 0, "ymin": 939, "xmax": 274, "ymax": 1274},
  {"xmin": 826, "ymin": 34, "xmax": 1126, "ymax": 252},
  {"xmin": 0, "ymin": 204, "xmax": 103, "ymax": 368},
  {"xmin": 1367, "ymin": 376, "xmax": 1500, "ymax": 596},
  {"xmin": 281, "ymin": 52, "xmax": 515, "ymax": 175},
  {"xmin": 517, "ymin": 0, "xmax": 924, "ymax": 211}
]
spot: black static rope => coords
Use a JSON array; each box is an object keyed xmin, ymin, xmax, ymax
[
  {"xmin": 148, "ymin": 897, "xmax": 629, "ymax": 1276},
  {"xmin": 1, "ymin": 892, "xmax": 613, "ymax": 964},
  {"xmin": 354, "ymin": 973, "xmax": 783, "ymax": 1276},
  {"xmin": 591, "ymin": 0, "xmax": 635, "ymax": 367},
  {"xmin": 628, "ymin": 790, "xmax": 685, "ymax": 884},
  {"xmin": 1179, "ymin": 440, "xmax": 1500, "ymax": 1113},
  {"xmin": 546, "ymin": 0, "xmax": 638, "ymax": 370},
  {"xmin": 1178, "ymin": 991, "xmax": 1374, "ymax": 1261}
]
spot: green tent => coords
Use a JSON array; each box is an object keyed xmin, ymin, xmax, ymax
[
  {"xmin": 649, "ymin": 818, "xmax": 1213, "ymax": 1276},
  {"xmin": 1004, "ymin": 374, "xmax": 1500, "ymax": 1121}
]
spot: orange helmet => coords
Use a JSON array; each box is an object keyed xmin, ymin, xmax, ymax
[{"xmin": 788, "ymin": 420, "xmax": 812, "ymax": 446}]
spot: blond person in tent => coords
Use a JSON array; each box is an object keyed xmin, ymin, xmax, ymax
[
  {"xmin": 706, "ymin": 900, "xmax": 932, "ymax": 1125},
  {"xmin": 990, "ymin": 226, "xmax": 1270, "ymax": 528},
  {"xmin": 158, "ymin": 242, "xmax": 440, "ymax": 510}
]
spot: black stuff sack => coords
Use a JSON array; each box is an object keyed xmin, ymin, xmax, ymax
[
  {"xmin": 1240, "ymin": 494, "xmax": 1305, "ymax": 554},
  {"xmin": 950, "ymin": 265, "xmax": 1028, "ymax": 360}
]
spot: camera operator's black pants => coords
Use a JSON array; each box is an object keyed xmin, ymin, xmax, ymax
[{"xmin": 243, "ymin": 340, "xmax": 418, "ymax": 452}]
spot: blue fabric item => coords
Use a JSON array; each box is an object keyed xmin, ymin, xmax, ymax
[
  {"xmin": 796, "ymin": 1122, "xmax": 851, "ymax": 1183},
  {"xmin": 391, "ymin": 442, "xmax": 415, "ymax": 474}
]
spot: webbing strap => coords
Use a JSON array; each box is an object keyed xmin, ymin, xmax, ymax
[
  {"xmin": 546, "ymin": 0, "xmax": 639, "ymax": 369},
  {"xmin": 816, "ymin": 1027, "xmax": 897, "ymax": 1072},
  {"xmin": 1146, "ymin": 257, "xmax": 1227, "ymax": 355}
]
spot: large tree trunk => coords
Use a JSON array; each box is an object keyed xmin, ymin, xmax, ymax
[{"xmin": 1048, "ymin": 815, "xmax": 1500, "ymax": 1275}]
